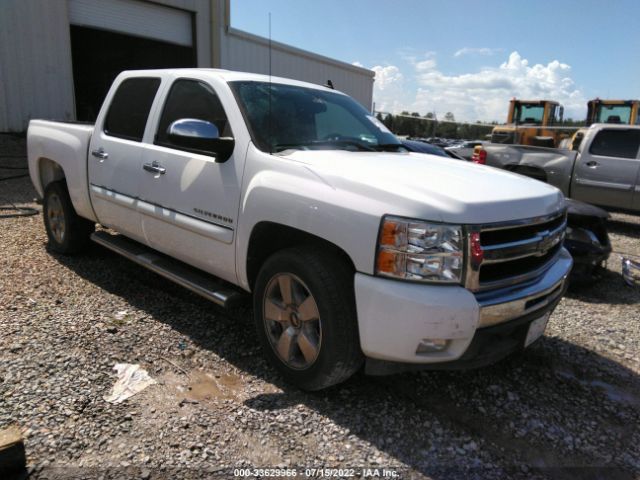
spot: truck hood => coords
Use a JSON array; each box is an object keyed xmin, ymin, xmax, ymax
[{"xmin": 283, "ymin": 150, "xmax": 565, "ymax": 224}]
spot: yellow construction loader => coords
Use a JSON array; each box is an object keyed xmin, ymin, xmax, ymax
[
  {"xmin": 490, "ymin": 99, "xmax": 568, "ymax": 147},
  {"xmin": 586, "ymin": 99, "xmax": 639, "ymax": 125},
  {"xmin": 566, "ymin": 99, "xmax": 640, "ymax": 151}
]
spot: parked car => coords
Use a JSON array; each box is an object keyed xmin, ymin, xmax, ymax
[
  {"xmin": 28, "ymin": 68, "xmax": 572, "ymax": 390},
  {"xmin": 445, "ymin": 140, "xmax": 486, "ymax": 161},
  {"xmin": 401, "ymin": 139, "xmax": 466, "ymax": 160},
  {"xmin": 400, "ymin": 139, "xmax": 449, "ymax": 157},
  {"xmin": 472, "ymin": 124, "xmax": 640, "ymax": 214}
]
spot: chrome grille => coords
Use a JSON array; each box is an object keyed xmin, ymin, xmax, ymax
[{"xmin": 464, "ymin": 210, "xmax": 567, "ymax": 292}]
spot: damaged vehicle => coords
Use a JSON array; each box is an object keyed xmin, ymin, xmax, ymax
[
  {"xmin": 472, "ymin": 124, "xmax": 640, "ymax": 215},
  {"xmin": 564, "ymin": 199, "xmax": 612, "ymax": 284},
  {"xmin": 28, "ymin": 69, "xmax": 573, "ymax": 390}
]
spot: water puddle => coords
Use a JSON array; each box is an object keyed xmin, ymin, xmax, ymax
[
  {"xmin": 588, "ymin": 379, "xmax": 638, "ymax": 406},
  {"xmin": 183, "ymin": 370, "xmax": 244, "ymax": 402},
  {"xmin": 554, "ymin": 367, "xmax": 639, "ymax": 408}
]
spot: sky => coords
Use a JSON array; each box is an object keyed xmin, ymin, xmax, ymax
[{"xmin": 231, "ymin": 0, "xmax": 640, "ymax": 123}]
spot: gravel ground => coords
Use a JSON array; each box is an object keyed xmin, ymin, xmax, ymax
[{"xmin": 1, "ymin": 133, "xmax": 639, "ymax": 480}]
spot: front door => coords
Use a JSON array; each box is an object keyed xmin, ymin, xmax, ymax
[
  {"xmin": 88, "ymin": 76, "xmax": 161, "ymax": 241},
  {"xmin": 571, "ymin": 128, "xmax": 640, "ymax": 210},
  {"xmin": 138, "ymin": 78, "xmax": 242, "ymax": 284}
]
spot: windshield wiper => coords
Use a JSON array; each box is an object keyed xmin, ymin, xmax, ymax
[
  {"xmin": 374, "ymin": 143, "xmax": 404, "ymax": 152},
  {"xmin": 318, "ymin": 139, "xmax": 377, "ymax": 151},
  {"xmin": 273, "ymin": 139, "xmax": 377, "ymax": 152}
]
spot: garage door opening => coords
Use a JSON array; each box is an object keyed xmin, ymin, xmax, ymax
[{"xmin": 70, "ymin": 26, "xmax": 196, "ymax": 121}]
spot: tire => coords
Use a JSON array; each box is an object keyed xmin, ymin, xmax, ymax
[
  {"xmin": 42, "ymin": 180, "xmax": 94, "ymax": 254},
  {"xmin": 253, "ymin": 247, "xmax": 363, "ymax": 390}
]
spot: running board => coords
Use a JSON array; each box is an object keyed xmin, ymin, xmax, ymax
[{"xmin": 91, "ymin": 231, "xmax": 246, "ymax": 308}]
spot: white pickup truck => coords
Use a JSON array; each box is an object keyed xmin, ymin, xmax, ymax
[{"xmin": 28, "ymin": 69, "xmax": 572, "ymax": 390}]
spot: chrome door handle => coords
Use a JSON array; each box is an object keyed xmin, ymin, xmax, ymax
[
  {"xmin": 143, "ymin": 161, "xmax": 166, "ymax": 175},
  {"xmin": 91, "ymin": 148, "xmax": 109, "ymax": 160},
  {"xmin": 586, "ymin": 161, "xmax": 598, "ymax": 167}
]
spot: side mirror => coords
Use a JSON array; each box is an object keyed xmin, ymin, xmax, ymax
[
  {"xmin": 167, "ymin": 118, "xmax": 235, "ymax": 163},
  {"xmin": 559, "ymin": 106, "xmax": 564, "ymax": 123}
]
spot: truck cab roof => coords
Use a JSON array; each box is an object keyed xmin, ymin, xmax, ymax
[{"xmin": 114, "ymin": 68, "xmax": 343, "ymax": 95}]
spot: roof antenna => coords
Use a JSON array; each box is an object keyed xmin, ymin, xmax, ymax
[
  {"xmin": 268, "ymin": 12, "xmax": 273, "ymax": 154},
  {"xmin": 324, "ymin": 80, "xmax": 334, "ymax": 89}
]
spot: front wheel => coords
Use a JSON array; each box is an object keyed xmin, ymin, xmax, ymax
[
  {"xmin": 253, "ymin": 247, "xmax": 363, "ymax": 390},
  {"xmin": 43, "ymin": 180, "xmax": 94, "ymax": 254}
]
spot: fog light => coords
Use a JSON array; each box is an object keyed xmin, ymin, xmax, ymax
[{"xmin": 416, "ymin": 338, "xmax": 449, "ymax": 354}]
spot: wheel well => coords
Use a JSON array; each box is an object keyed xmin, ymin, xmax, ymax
[
  {"xmin": 246, "ymin": 222, "xmax": 355, "ymax": 290},
  {"xmin": 38, "ymin": 158, "xmax": 66, "ymax": 191}
]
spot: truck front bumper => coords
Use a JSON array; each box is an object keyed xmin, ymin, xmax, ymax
[{"xmin": 355, "ymin": 248, "xmax": 572, "ymax": 373}]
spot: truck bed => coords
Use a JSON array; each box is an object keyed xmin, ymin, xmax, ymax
[
  {"xmin": 27, "ymin": 119, "xmax": 96, "ymax": 221},
  {"xmin": 481, "ymin": 144, "xmax": 577, "ymax": 196}
]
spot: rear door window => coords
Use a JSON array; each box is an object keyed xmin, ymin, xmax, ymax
[
  {"xmin": 589, "ymin": 129, "xmax": 640, "ymax": 159},
  {"xmin": 104, "ymin": 78, "xmax": 161, "ymax": 142}
]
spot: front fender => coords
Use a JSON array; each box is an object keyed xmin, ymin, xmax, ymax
[{"xmin": 236, "ymin": 168, "xmax": 383, "ymax": 289}]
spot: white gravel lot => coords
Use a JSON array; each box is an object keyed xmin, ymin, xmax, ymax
[{"xmin": 1, "ymin": 134, "xmax": 639, "ymax": 480}]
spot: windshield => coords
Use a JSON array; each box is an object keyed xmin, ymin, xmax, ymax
[
  {"xmin": 514, "ymin": 104, "xmax": 545, "ymax": 124},
  {"xmin": 229, "ymin": 81, "xmax": 401, "ymax": 153},
  {"xmin": 596, "ymin": 105, "xmax": 632, "ymax": 124}
]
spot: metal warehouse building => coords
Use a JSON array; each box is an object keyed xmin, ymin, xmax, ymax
[{"xmin": 0, "ymin": 0, "xmax": 374, "ymax": 132}]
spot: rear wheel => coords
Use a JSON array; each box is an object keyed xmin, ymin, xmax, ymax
[
  {"xmin": 253, "ymin": 247, "xmax": 363, "ymax": 390},
  {"xmin": 43, "ymin": 181, "xmax": 94, "ymax": 254}
]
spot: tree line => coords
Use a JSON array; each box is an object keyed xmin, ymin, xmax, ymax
[
  {"xmin": 376, "ymin": 111, "xmax": 587, "ymax": 140},
  {"xmin": 376, "ymin": 111, "xmax": 495, "ymax": 140}
]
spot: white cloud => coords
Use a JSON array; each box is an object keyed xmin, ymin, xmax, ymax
[
  {"xmin": 352, "ymin": 61, "xmax": 364, "ymax": 68},
  {"xmin": 414, "ymin": 58, "xmax": 437, "ymax": 72},
  {"xmin": 454, "ymin": 47, "xmax": 503, "ymax": 58},
  {"xmin": 371, "ymin": 65, "xmax": 407, "ymax": 113},
  {"xmin": 371, "ymin": 51, "xmax": 585, "ymax": 122}
]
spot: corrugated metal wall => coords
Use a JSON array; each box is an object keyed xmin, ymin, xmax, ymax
[
  {"xmin": 0, "ymin": 0, "xmax": 76, "ymax": 132},
  {"xmin": 220, "ymin": 28, "xmax": 374, "ymax": 110},
  {"xmin": 69, "ymin": 0, "xmax": 194, "ymax": 47},
  {"xmin": 142, "ymin": 0, "xmax": 212, "ymax": 68},
  {"xmin": 0, "ymin": 0, "xmax": 374, "ymax": 131},
  {"xmin": 0, "ymin": 0, "xmax": 212, "ymax": 132}
]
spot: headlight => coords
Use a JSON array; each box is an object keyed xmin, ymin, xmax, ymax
[{"xmin": 376, "ymin": 216, "xmax": 464, "ymax": 283}]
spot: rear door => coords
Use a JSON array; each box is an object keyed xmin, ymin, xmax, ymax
[
  {"xmin": 88, "ymin": 76, "xmax": 161, "ymax": 241},
  {"xmin": 570, "ymin": 128, "xmax": 640, "ymax": 209},
  {"xmin": 138, "ymin": 77, "xmax": 241, "ymax": 284}
]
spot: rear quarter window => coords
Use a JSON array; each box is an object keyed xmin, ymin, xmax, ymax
[
  {"xmin": 104, "ymin": 77, "xmax": 161, "ymax": 142},
  {"xmin": 589, "ymin": 129, "xmax": 640, "ymax": 159}
]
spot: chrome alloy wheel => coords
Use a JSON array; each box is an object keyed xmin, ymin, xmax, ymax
[
  {"xmin": 263, "ymin": 273, "xmax": 322, "ymax": 370},
  {"xmin": 47, "ymin": 192, "xmax": 66, "ymax": 243}
]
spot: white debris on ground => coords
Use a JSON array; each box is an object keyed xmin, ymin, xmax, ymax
[{"xmin": 103, "ymin": 364, "xmax": 157, "ymax": 404}]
